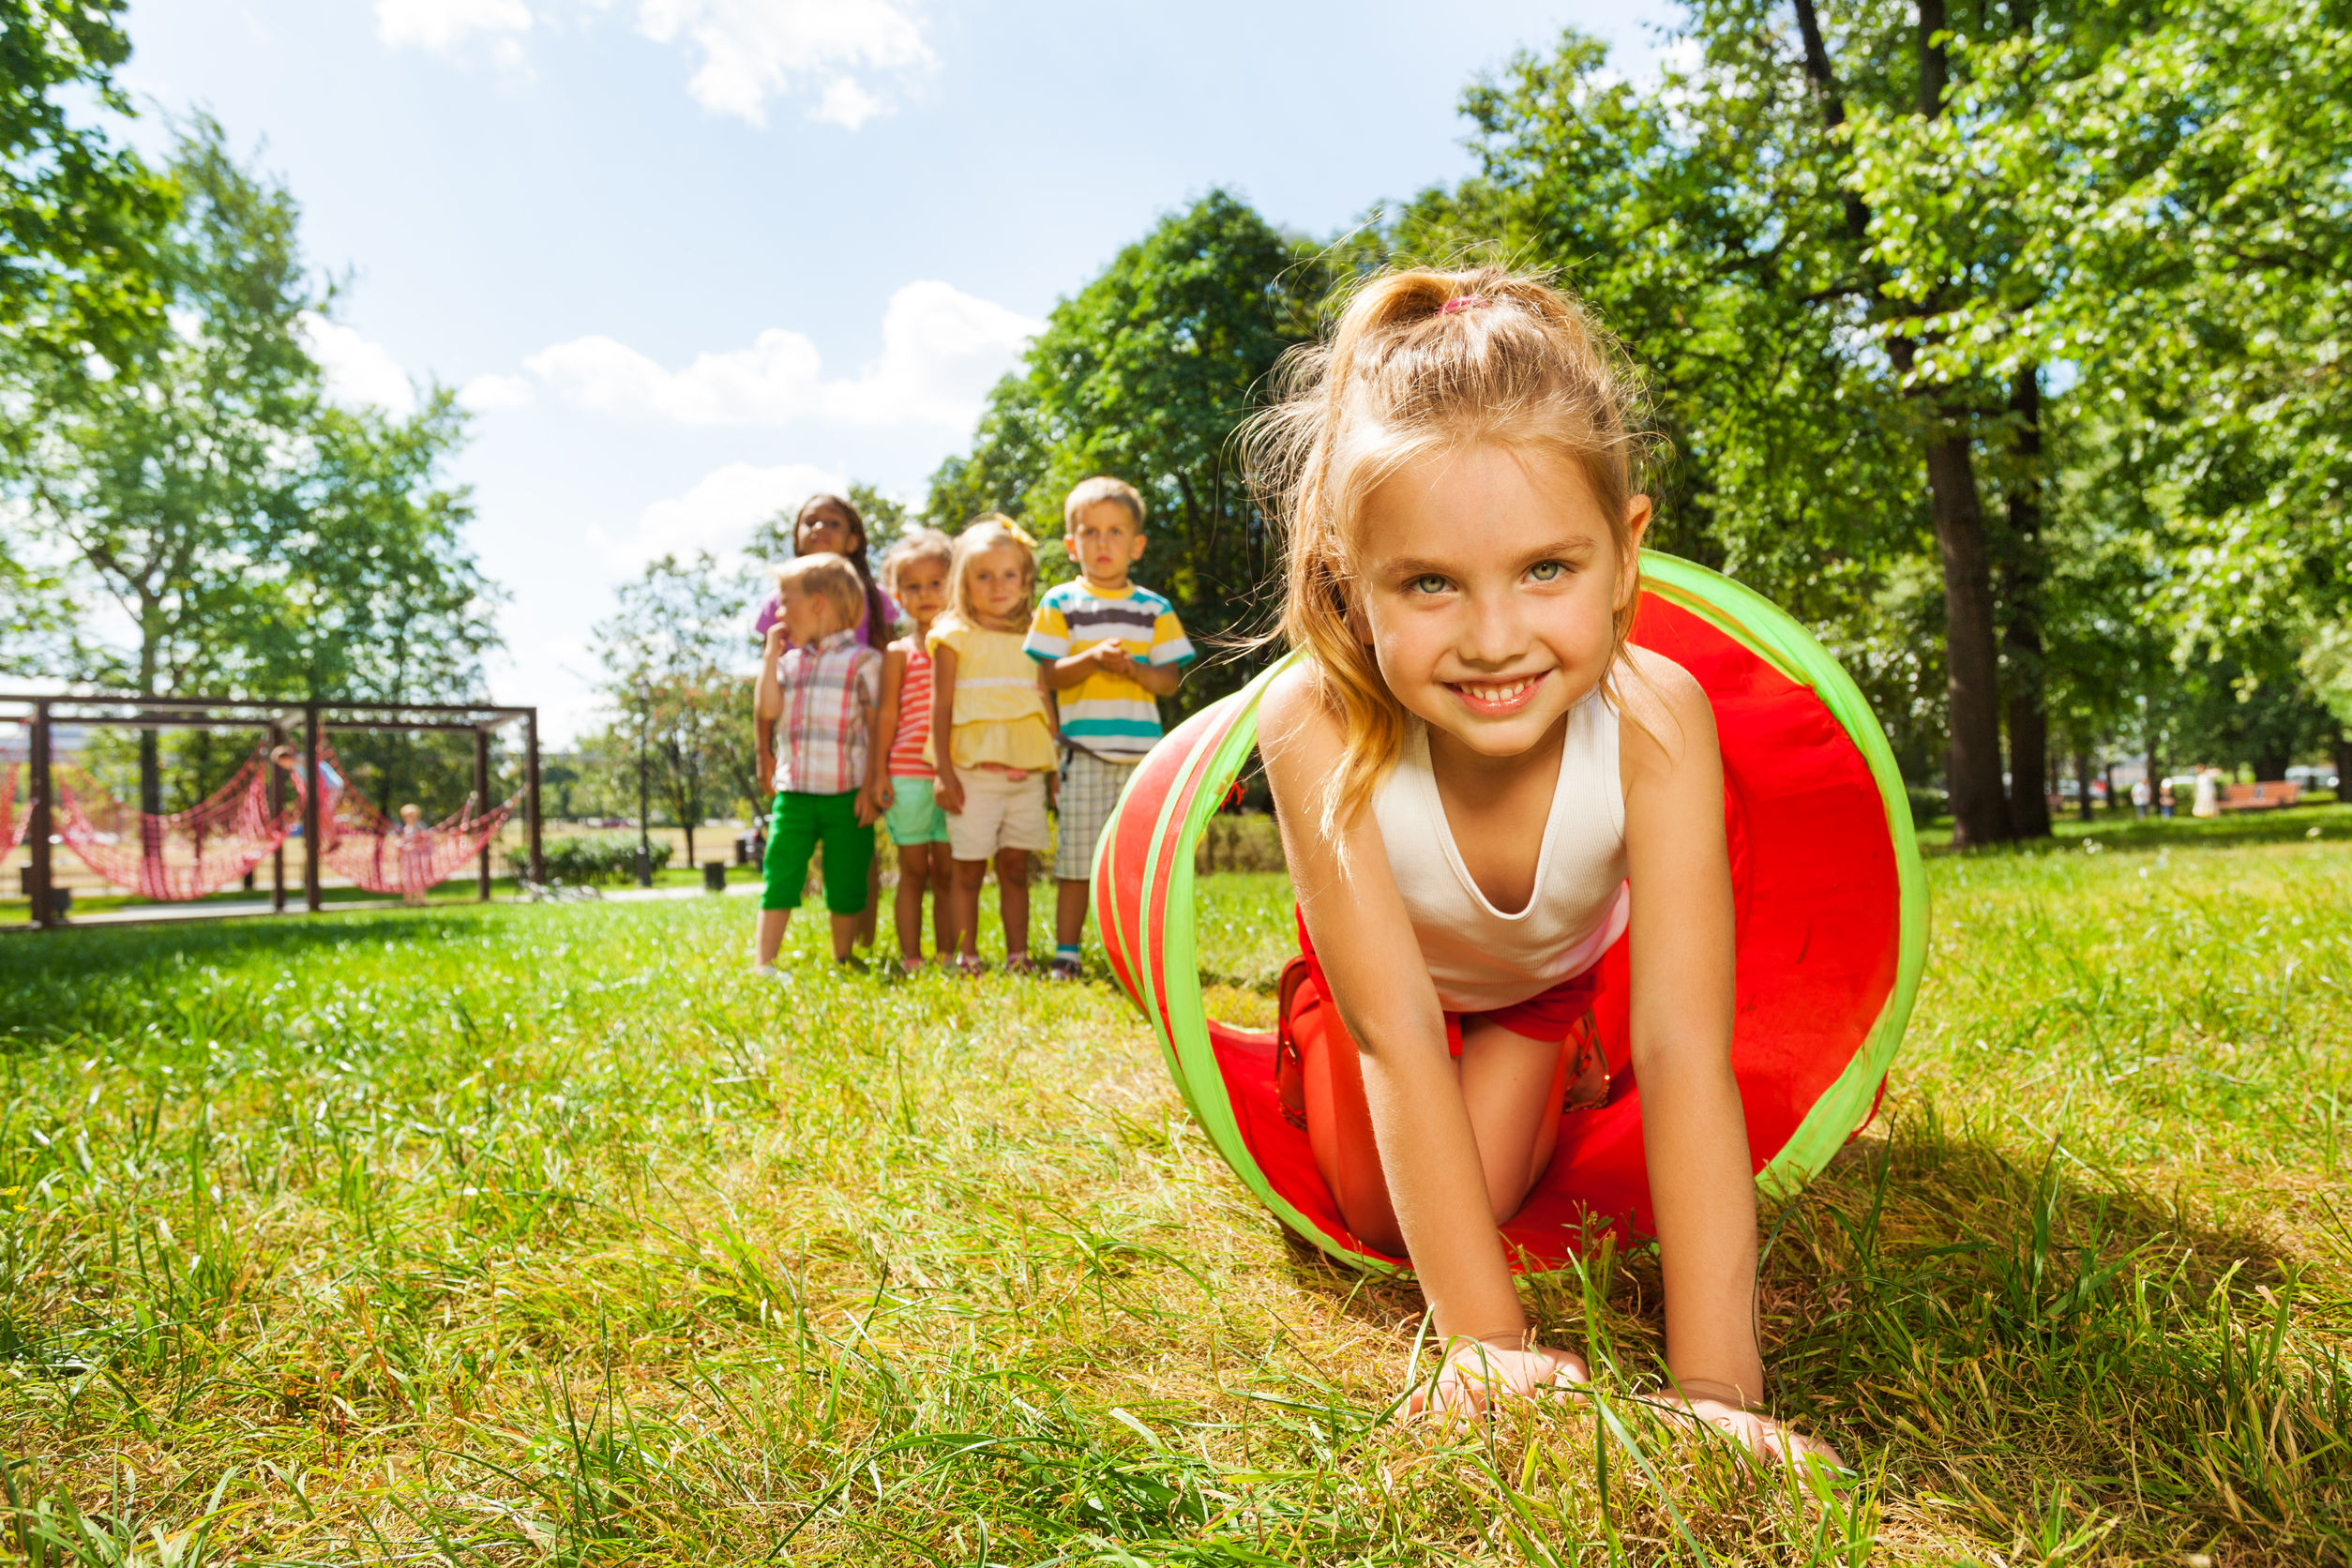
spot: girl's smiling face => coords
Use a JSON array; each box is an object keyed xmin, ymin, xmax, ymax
[
  {"xmin": 796, "ymin": 500, "xmax": 859, "ymax": 560},
  {"xmin": 1353, "ymin": 443, "xmax": 1648, "ymax": 761},
  {"xmin": 963, "ymin": 544, "xmax": 1031, "ymax": 629}
]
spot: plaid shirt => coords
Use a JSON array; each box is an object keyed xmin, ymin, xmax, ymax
[{"xmin": 775, "ymin": 629, "xmax": 882, "ymax": 795}]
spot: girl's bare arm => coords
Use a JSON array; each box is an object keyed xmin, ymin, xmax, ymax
[
  {"xmin": 1258, "ymin": 666, "xmax": 1525, "ymax": 1346},
  {"xmin": 870, "ymin": 646, "xmax": 909, "ymax": 805},
  {"xmin": 929, "ymin": 643, "xmax": 962, "ymax": 810},
  {"xmin": 1615, "ymin": 650, "xmax": 1760, "ymax": 1402}
]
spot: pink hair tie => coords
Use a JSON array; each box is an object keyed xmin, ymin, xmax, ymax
[{"xmin": 1440, "ymin": 294, "xmax": 1490, "ymax": 315}]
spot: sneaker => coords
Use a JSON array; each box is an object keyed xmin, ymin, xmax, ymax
[
  {"xmin": 898, "ymin": 957, "xmax": 927, "ymax": 978},
  {"xmin": 1004, "ymin": 954, "xmax": 1040, "ymax": 977},
  {"xmin": 751, "ymin": 963, "xmax": 778, "ymax": 979},
  {"xmin": 955, "ymin": 954, "xmax": 989, "ymax": 977},
  {"xmin": 1048, "ymin": 957, "xmax": 1083, "ymax": 982}
]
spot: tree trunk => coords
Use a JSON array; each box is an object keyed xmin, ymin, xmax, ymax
[
  {"xmin": 2334, "ymin": 735, "xmax": 2352, "ymax": 801},
  {"xmin": 2076, "ymin": 749, "xmax": 2094, "ymax": 823},
  {"xmin": 2000, "ymin": 367, "xmax": 2052, "ymax": 837},
  {"xmin": 1928, "ymin": 434, "xmax": 2013, "ymax": 846},
  {"xmin": 2253, "ymin": 748, "xmax": 2290, "ymax": 784}
]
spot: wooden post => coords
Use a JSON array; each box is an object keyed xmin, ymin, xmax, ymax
[
  {"xmin": 269, "ymin": 720, "xmax": 286, "ymax": 913},
  {"xmin": 524, "ymin": 708, "xmax": 543, "ymax": 884},
  {"xmin": 474, "ymin": 724, "xmax": 491, "ymax": 901},
  {"xmin": 304, "ymin": 703, "xmax": 322, "ymax": 913},
  {"xmin": 27, "ymin": 700, "xmax": 53, "ymax": 929}
]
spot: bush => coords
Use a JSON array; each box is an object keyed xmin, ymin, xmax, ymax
[
  {"xmin": 1906, "ymin": 786, "xmax": 1947, "ymax": 828},
  {"xmin": 512, "ymin": 833, "xmax": 673, "ymax": 885},
  {"xmin": 1195, "ymin": 813, "xmax": 1285, "ymax": 874}
]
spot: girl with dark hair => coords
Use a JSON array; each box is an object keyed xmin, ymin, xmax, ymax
[{"xmin": 753, "ymin": 493, "xmax": 901, "ymax": 652}]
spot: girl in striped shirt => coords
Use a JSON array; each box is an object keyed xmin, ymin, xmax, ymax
[{"xmin": 869, "ymin": 529, "xmax": 956, "ymax": 974}]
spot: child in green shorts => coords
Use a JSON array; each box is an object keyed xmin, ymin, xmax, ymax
[
  {"xmin": 752, "ymin": 553, "xmax": 884, "ymax": 972},
  {"xmin": 868, "ymin": 528, "xmax": 957, "ymax": 975}
]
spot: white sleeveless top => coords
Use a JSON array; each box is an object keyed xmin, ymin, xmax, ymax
[{"xmin": 1372, "ymin": 690, "xmax": 1630, "ymax": 1013}]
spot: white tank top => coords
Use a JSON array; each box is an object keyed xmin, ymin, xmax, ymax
[{"xmin": 1372, "ymin": 690, "xmax": 1630, "ymax": 1013}]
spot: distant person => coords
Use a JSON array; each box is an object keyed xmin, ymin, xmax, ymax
[
  {"xmin": 395, "ymin": 803, "xmax": 431, "ymax": 905},
  {"xmin": 930, "ymin": 516, "xmax": 1056, "ymax": 974},
  {"xmin": 1026, "ymin": 475, "xmax": 1195, "ymax": 981},
  {"xmin": 2131, "ymin": 777, "xmax": 2150, "ymax": 819},
  {"xmin": 2159, "ymin": 778, "xmax": 2176, "ymax": 819},
  {"xmin": 2193, "ymin": 766, "xmax": 2223, "ymax": 818},
  {"xmin": 271, "ymin": 746, "xmax": 343, "ymax": 836},
  {"xmin": 868, "ymin": 528, "xmax": 957, "ymax": 974},
  {"xmin": 752, "ymin": 553, "xmax": 884, "ymax": 973}
]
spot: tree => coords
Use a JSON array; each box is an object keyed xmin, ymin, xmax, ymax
[
  {"xmin": 0, "ymin": 0, "xmax": 173, "ymax": 372},
  {"xmin": 926, "ymin": 190, "xmax": 1326, "ymax": 713},
  {"xmin": 591, "ymin": 552, "xmax": 755, "ymax": 867}
]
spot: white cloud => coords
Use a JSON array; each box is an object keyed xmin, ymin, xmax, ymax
[
  {"xmin": 518, "ymin": 280, "xmax": 1037, "ymax": 430},
  {"xmin": 600, "ymin": 460, "xmax": 845, "ymax": 567},
  {"xmin": 375, "ymin": 0, "xmax": 928, "ymax": 127},
  {"xmin": 375, "ymin": 0, "xmax": 533, "ymax": 53},
  {"xmin": 635, "ymin": 0, "xmax": 933, "ymax": 128},
  {"xmin": 300, "ymin": 314, "xmax": 418, "ymax": 416},
  {"xmin": 459, "ymin": 372, "xmax": 536, "ymax": 411}
]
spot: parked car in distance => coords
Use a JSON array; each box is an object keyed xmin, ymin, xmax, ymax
[{"xmin": 2286, "ymin": 765, "xmax": 2341, "ymax": 792}]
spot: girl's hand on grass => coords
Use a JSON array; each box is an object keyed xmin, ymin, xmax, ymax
[
  {"xmin": 1670, "ymin": 1391, "xmax": 1845, "ymax": 1470},
  {"xmin": 1409, "ymin": 1337, "xmax": 1589, "ymax": 1420}
]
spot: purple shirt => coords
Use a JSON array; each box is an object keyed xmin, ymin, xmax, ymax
[{"xmin": 755, "ymin": 584, "xmax": 902, "ymax": 650}]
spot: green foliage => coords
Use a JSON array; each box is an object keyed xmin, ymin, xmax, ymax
[
  {"xmin": 927, "ymin": 190, "xmax": 1328, "ymax": 714},
  {"xmin": 589, "ymin": 551, "xmax": 755, "ymax": 860},
  {"xmin": 8, "ymin": 119, "xmax": 496, "ymax": 706},
  {"xmin": 524, "ymin": 831, "xmax": 673, "ymax": 884},
  {"xmin": 0, "ymin": 0, "xmax": 173, "ymax": 373}
]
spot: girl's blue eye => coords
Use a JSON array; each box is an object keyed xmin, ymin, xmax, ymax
[
  {"xmin": 1529, "ymin": 561, "xmax": 1566, "ymax": 582},
  {"xmin": 1410, "ymin": 574, "xmax": 1450, "ymax": 595}
]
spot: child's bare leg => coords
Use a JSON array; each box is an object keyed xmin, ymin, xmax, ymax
[
  {"xmin": 1455, "ymin": 1019, "xmax": 1569, "ymax": 1222},
  {"xmin": 951, "ymin": 859, "xmax": 988, "ymax": 958},
  {"xmin": 828, "ymin": 912, "xmax": 861, "ymax": 960},
  {"xmin": 1055, "ymin": 879, "xmax": 1090, "ymax": 951},
  {"xmin": 859, "ymin": 859, "xmax": 881, "ymax": 950},
  {"xmin": 894, "ymin": 843, "xmax": 932, "ymax": 963},
  {"xmin": 756, "ymin": 908, "xmax": 792, "ymax": 967},
  {"xmin": 932, "ymin": 852, "xmax": 955, "ymax": 957},
  {"xmin": 996, "ymin": 850, "xmax": 1030, "ymax": 960}
]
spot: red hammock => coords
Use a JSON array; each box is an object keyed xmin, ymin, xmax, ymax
[
  {"xmin": 54, "ymin": 748, "xmax": 300, "ymax": 901},
  {"xmin": 313, "ymin": 748, "xmax": 518, "ymax": 897}
]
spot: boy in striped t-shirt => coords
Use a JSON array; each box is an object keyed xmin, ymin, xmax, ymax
[{"xmin": 1026, "ymin": 475, "xmax": 1196, "ymax": 980}]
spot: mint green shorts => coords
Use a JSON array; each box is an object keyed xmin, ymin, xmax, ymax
[{"xmin": 883, "ymin": 776, "xmax": 951, "ymax": 846}]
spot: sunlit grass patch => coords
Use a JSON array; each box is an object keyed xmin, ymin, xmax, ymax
[{"xmin": 3, "ymin": 839, "xmax": 2350, "ymax": 1562}]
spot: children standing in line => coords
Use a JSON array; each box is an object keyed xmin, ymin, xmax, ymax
[
  {"xmin": 1026, "ymin": 476, "xmax": 1195, "ymax": 980},
  {"xmin": 1248, "ymin": 265, "xmax": 1833, "ymax": 1462},
  {"xmin": 869, "ymin": 529, "xmax": 957, "ymax": 974},
  {"xmin": 929, "ymin": 516, "xmax": 1056, "ymax": 974},
  {"xmin": 752, "ymin": 553, "xmax": 884, "ymax": 972}
]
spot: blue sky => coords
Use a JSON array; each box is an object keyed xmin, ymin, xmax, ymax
[{"xmin": 117, "ymin": 0, "xmax": 1678, "ymax": 740}]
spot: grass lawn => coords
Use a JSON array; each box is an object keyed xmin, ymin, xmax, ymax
[{"xmin": 2, "ymin": 824, "xmax": 2349, "ymax": 1563}]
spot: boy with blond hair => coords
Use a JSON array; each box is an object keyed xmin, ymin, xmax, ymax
[
  {"xmin": 753, "ymin": 552, "xmax": 885, "ymax": 972},
  {"xmin": 1025, "ymin": 476, "xmax": 1195, "ymax": 979}
]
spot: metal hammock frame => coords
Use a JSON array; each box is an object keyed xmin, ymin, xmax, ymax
[{"xmin": 2, "ymin": 693, "xmax": 543, "ymax": 929}]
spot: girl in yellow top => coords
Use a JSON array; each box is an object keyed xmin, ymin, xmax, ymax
[{"xmin": 928, "ymin": 516, "xmax": 1058, "ymax": 973}]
